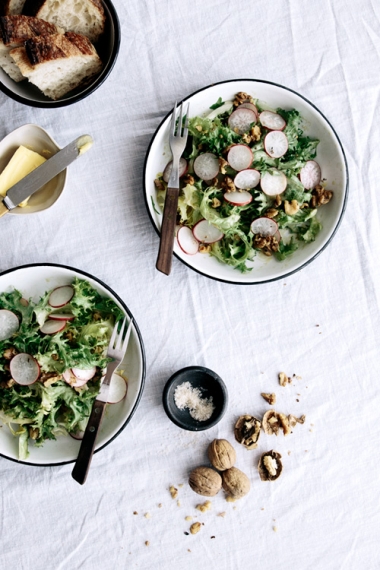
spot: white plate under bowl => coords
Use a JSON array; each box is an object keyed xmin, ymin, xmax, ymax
[
  {"xmin": 0, "ymin": 124, "xmax": 67, "ymax": 215},
  {"xmin": 144, "ymin": 79, "xmax": 349, "ymax": 284},
  {"xmin": 0, "ymin": 263, "xmax": 146, "ymax": 466}
]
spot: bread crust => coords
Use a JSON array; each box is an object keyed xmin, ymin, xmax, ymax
[
  {"xmin": 23, "ymin": 0, "xmax": 104, "ymax": 19},
  {"xmin": 0, "ymin": 14, "xmax": 58, "ymax": 44},
  {"xmin": 24, "ymin": 31, "xmax": 94, "ymax": 64}
]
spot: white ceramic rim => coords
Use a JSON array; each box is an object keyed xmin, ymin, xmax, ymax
[{"xmin": 143, "ymin": 79, "xmax": 349, "ymax": 285}]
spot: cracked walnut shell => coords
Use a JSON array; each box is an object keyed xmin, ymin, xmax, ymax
[
  {"xmin": 258, "ymin": 451, "xmax": 283, "ymax": 481},
  {"xmin": 208, "ymin": 439, "xmax": 236, "ymax": 471},
  {"xmin": 189, "ymin": 467, "xmax": 222, "ymax": 497},
  {"xmin": 234, "ymin": 415, "xmax": 261, "ymax": 449},
  {"xmin": 262, "ymin": 410, "xmax": 291, "ymax": 436},
  {"xmin": 222, "ymin": 467, "xmax": 250, "ymax": 499}
]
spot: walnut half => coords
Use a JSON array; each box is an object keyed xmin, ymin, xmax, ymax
[
  {"xmin": 234, "ymin": 415, "xmax": 261, "ymax": 449},
  {"xmin": 262, "ymin": 410, "xmax": 291, "ymax": 436},
  {"xmin": 258, "ymin": 451, "xmax": 283, "ymax": 481}
]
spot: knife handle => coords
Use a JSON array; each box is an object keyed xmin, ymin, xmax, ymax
[
  {"xmin": 71, "ymin": 400, "xmax": 106, "ymax": 485},
  {"xmin": 0, "ymin": 201, "xmax": 9, "ymax": 218},
  {"xmin": 156, "ymin": 187, "xmax": 179, "ymax": 276}
]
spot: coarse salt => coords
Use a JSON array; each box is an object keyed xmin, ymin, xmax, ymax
[{"xmin": 174, "ymin": 381, "xmax": 214, "ymax": 421}]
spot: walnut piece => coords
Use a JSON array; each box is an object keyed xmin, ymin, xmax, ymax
[
  {"xmin": 253, "ymin": 234, "xmax": 280, "ymax": 256},
  {"xmin": 190, "ymin": 522, "xmax": 202, "ymax": 535},
  {"xmin": 262, "ymin": 410, "xmax": 291, "ymax": 436},
  {"xmin": 278, "ymin": 372, "xmax": 290, "ymax": 387},
  {"xmin": 196, "ymin": 500, "xmax": 212, "ymax": 513},
  {"xmin": 251, "ymin": 125, "xmax": 261, "ymax": 141},
  {"xmin": 234, "ymin": 415, "xmax": 261, "ymax": 449},
  {"xmin": 288, "ymin": 414, "xmax": 306, "ymax": 428},
  {"xmin": 189, "ymin": 467, "xmax": 222, "ymax": 497},
  {"xmin": 154, "ymin": 178, "xmax": 165, "ymax": 191},
  {"xmin": 219, "ymin": 157, "xmax": 228, "ymax": 174},
  {"xmin": 284, "ymin": 199, "xmax": 299, "ymax": 215},
  {"xmin": 233, "ymin": 91, "xmax": 254, "ymax": 106},
  {"xmin": 211, "ymin": 197, "xmax": 221, "ymax": 208},
  {"xmin": 199, "ymin": 244, "xmax": 211, "ymax": 254},
  {"xmin": 183, "ymin": 174, "xmax": 195, "ymax": 186},
  {"xmin": 221, "ymin": 176, "xmax": 236, "ymax": 193},
  {"xmin": 208, "ymin": 439, "xmax": 236, "ymax": 471},
  {"xmin": 3, "ymin": 347, "xmax": 18, "ymax": 360},
  {"xmin": 169, "ymin": 485, "xmax": 178, "ymax": 499},
  {"xmin": 258, "ymin": 451, "xmax": 283, "ymax": 481},
  {"xmin": 310, "ymin": 184, "xmax": 333, "ymax": 207},
  {"xmin": 222, "ymin": 467, "xmax": 250, "ymax": 499},
  {"xmin": 261, "ymin": 393, "xmax": 276, "ymax": 405},
  {"xmin": 265, "ymin": 208, "xmax": 278, "ymax": 219}
]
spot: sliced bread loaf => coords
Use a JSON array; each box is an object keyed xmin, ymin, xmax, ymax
[
  {"xmin": 0, "ymin": 0, "xmax": 26, "ymax": 16},
  {"xmin": 22, "ymin": 0, "xmax": 105, "ymax": 43},
  {"xmin": 10, "ymin": 31, "xmax": 103, "ymax": 99},
  {"xmin": 0, "ymin": 14, "xmax": 61, "ymax": 81}
]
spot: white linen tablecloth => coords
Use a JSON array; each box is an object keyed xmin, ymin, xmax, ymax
[{"xmin": 1, "ymin": 0, "xmax": 379, "ymax": 568}]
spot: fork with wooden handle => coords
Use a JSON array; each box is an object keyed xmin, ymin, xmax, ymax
[
  {"xmin": 71, "ymin": 316, "xmax": 133, "ymax": 485},
  {"xmin": 156, "ymin": 101, "xmax": 190, "ymax": 275}
]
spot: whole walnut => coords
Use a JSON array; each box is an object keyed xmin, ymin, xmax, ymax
[
  {"xmin": 208, "ymin": 439, "xmax": 236, "ymax": 471},
  {"xmin": 222, "ymin": 467, "xmax": 250, "ymax": 500},
  {"xmin": 189, "ymin": 466, "xmax": 222, "ymax": 497}
]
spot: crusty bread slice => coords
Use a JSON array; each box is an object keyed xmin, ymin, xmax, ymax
[
  {"xmin": 23, "ymin": 0, "xmax": 105, "ymax": 43},
  {"xmin": 10, "ymin": 31, "xmax": 103, "ymax": 99},
  {"xmin": 0, "ymin": 14, "xmax": 61, "ymax": 81},
  {"xmin": 0, "ymin": 0, "xmax": 26, "ymax": 16}
]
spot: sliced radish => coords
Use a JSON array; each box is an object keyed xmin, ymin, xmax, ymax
[
  {"xmin": 102, "ymin": 373, "xmax": 127, "ymax": 404},
  {"xmin": 250, "ymin": 217, "xmax": 278, "ymax": 236},
  {"xmin": 274, "ymin": 230, "xmax": 281, "ymax": 242},
  {"xmin": 259, "ymin": 111, "xmax": 286, "ymax": 131},
  {"xmin": 177, "ymin": 226, "xmax": 199, "ymax": 255},
  {"xmin": 264, "ymin": 131, "xmax": 288, "ymax": 158},
  {"xmin": 69, "ymin": 430, "xmax": 85, "ymax": 440},
  {"xmin": 193, "ymin": 219, "xmax": 224, "ymax": 243},
  {"xmin": 10, "ymin": 353, "xmax": 40, "ymax": 385},
  {"xmin": 163, "ymin": 157, "xmax": 188, "ymax": 183},
  {"xmin": 48, "ymin": 285, "xmax": 74, "ymax": 308},
  {"xmin": 300, "ymin": 160, "xmax": 321, "ymax": 189},
  {"xmin": 239, "ymin": 102, "xmax": 258, "ymax": 116},
  {"xmin": 63, "ymin": 369, "xmax": 88, "ymax": 387},
  {"xmin": 40, "ymin": 319, "xmax": 66, "ymax": 335},
  {"xmin": 260, "ymin": 169, "xmax": 287, "ymax": 196},
  {"xmin": 224, "ymin": 191, "xmax": 253, "ymax": 206},
  {"xmin": 49, "ymin": 313, "xmax": 75, "ymax": 321},
  {"xmin": 72, "ymin": 366, "xmax": 96, "ymax": 381},
  {"xmin": 228, "ymin": 107, "xmax": 256, "ymax": 134},
  {"xmin": 0, "ymin": 309, "xmax": 19, "ymax": 341},
  {"xmin": 234, "ymin": 169, "xmax": 260, "ymax": 190},
  {"xmin": 227, "ymin": 145, "xmax": 253, "ymax": 171},
  {"xmin": 194, "ymin": 153, "xmax": 219, "ymax": 181}
]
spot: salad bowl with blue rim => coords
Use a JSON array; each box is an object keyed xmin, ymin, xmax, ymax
[
  {"xmin": 0, "ymin": 263, "xmax": 145, "ymax": 466},
  {"xmin": 143, "ymin": 79, "xmax": 348, "ymax": 284}
]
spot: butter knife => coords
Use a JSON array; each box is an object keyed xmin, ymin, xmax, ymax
[{"xmin": 0, "ymin": 134, "xmax": 93, "ymax": 218}]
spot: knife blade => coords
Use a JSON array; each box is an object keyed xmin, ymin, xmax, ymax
[{"xmin": 0, "ymin": 134, "xmax": 93, "ymax": 217}]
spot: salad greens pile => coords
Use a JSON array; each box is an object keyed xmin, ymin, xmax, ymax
[
  {"xmin": 155, "ymin": 94, "xmax": 330, "ymax": 273},
  {"xmin": 0, "ymin": 278, "xmax": 123, "ymax": 460}
]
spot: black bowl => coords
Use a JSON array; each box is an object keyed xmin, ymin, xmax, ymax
[
  {"xmin": 162, "ymin": 366, "xmax": 228, "ymax": 431},
  {"xmin": 0, "ymin": 0, "xmax": 121, "ymax": 108}
]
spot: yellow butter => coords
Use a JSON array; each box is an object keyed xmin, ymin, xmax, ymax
[{"xmin": 0, "ymin": 146, "xmax": 46, "ymax": 207}]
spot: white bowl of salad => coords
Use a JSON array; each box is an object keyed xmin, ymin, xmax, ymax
[
  {"xmin": 0, "ymin": 263, "xmax": 145, "ymax": 466},
  {"xmin": 144, "ymin": 79, "xmax": 348, "ymax": 284}
]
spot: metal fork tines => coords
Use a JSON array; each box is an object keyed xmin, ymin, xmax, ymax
[
  {"xmin": 156, "ymin": 101, "xmax": 190, "ymax": 275},
  {"xmin": 97, "ymin": 316, "xmax": 134, "ymax": 400},
  {"xmin": 167, "ymin": 100, "xmax": 190, "ymax": 188}
]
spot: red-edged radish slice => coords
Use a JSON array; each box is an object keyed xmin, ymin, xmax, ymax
[
  {"xmin": 227, "ymin": 145, "xmax": 253, "ymax": 171},
  {"xmin": 163, "ymin": 158, "xmax": 188, "ymax": 183},
  {"xmin": 72, "ymin": 366, "xmax": 96, "ymax": 381},
  {"xmin": 264, "ymin": 131, "xmax": 288, "ymax": 158},
  {"xmin": 239, "ymin": 102, "xmax": 258, "ymax": 116},
  {"xmin": 259, "ymin": 111, "xmax": 286, "ymax": 131},
  {"xmin": 224, "ymin": 191, "xmax": 253, "ymax": 206},
  {"xmin": 63, "ymin": 369, "xmax": 88, "ymax": 387},
  {"xmin": 274, "ymin": 230, "xmax": 281, "ymax": 242},
  {"xmin": 48, "ymin": 285, "xmax": 74, "ymax": 308},
  {"xmin": 10, "ymin": 353, "xmax": 40, "ymax": 385},
  {"xmin": 234, "ymin": 169, "xmax": 260, "ymax": 190},
  {"xmin": 177, "ymin": 226, "xmax": 199, "ymax": 255},
  {"xmin": 300, "ymin": 160, "xmax": 321, "ymax": 189},
  {"xmin": 250, "ymin": 217, "xmax": 278, "ymax": 236},
  {"xmin": 103, "ymin": 373, "xmax": 127, "ymax": 404},
  {"xmin": 193, "ymin": 219, "xmax": 224, "ymax": 243},
  {"xmin": 228, "ymin": 107, "xmax": 256, "ymax": 134},
  {"xmin": 0, "ymin": 309, "xmax": 19, "ymax": 341},
  {"xmin": 260, "ymin": 169, "xmax": 287, "ymax": 196},
  {"xmin": 194, "ymin": 153, "xmax": 219, "ymax": 181},
  {"xmin": 49, "ymin": 313, "xmax": 75, "ymax": 321},
  {"xmin": 40, "ymin": 319, "xmax": 66, "ymax": 334}
]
